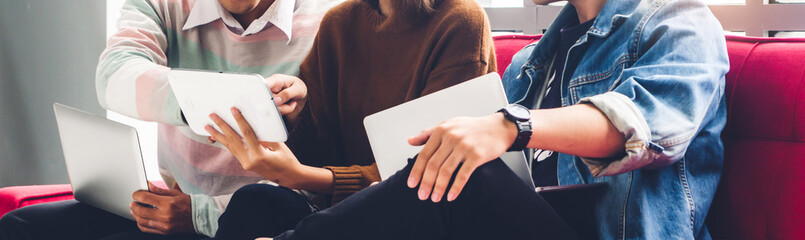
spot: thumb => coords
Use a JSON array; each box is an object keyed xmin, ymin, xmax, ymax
[
  {"xmin": 266, "ymin": 75, "xmax": 289, "ymax": 93},
  {"xmin": 408, "ymin": 127, "xmax": 434, "ymax": 146},
  {"xmin": 259, "ymin": 141, "xmax": 285, "ymax": 152}
]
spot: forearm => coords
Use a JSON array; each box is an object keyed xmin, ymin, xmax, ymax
[
  {"xmin": 525, "ymin": 104, "xmax": 626, "ymax": 158},
  {"xmin": 96, "ymin": 0, "xmax": 182, "ymax": 124},
  {"xmin": 286, "ymin": 165, "xmax": 334, "ymax": 194}
]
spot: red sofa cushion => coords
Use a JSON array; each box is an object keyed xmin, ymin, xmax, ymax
[
  {"xmin": 0, "ymin": 181, "xmax": 168, "ymax": 218},
  {"xmin": 707, "ymin": 36, "xmax": 805, "ymax": 240},
  {"xmin": 0, "ymin": 184, "xmax": 74, "ymax": 217}
]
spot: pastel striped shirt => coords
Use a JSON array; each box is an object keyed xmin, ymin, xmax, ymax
[{"xmin": 95, "ymin": 0, "xmax": 341, "ymax": 236}]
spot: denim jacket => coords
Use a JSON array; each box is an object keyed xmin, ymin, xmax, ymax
[{"xmin": 501, "ymin": 0, "xmax": 729, "ymax": 239}]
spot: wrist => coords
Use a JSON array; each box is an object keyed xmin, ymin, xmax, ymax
[
  {"xmin": 285, "ymin": 163, "xmax": 335, "ymax": 193},
  {"xmin": 493, "ymin": 112, "xmax": 519, "ymax": 147},
  {"xmin": 497, "ymin": 104, "xmax": 533, "ymax": 151},
  {"xmin": 283, "ymin": 161, "xmax": 307, "ymax": 188}
]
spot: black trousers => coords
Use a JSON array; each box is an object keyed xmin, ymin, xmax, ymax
[
  {"xmin": 0, "ymin": 200, "xmax": 204, "ymax": 240},
  {"xmin": 267, "ymin": 158, "xmax": 578, "ymax": 240},
  {"xmin": 212, "ymin": 184, "xmax": 317, "ymax": 240}
]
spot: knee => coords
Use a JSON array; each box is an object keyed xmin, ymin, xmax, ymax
[
  {"xmin": 223, "ymin": 184, "xmax": 287, "ymax": 222},
  {"xmin": 0, "ymin": 209, "xmax": 25, "ymax": 227},
  {"xmin": 467, "ymin": 159, "xmax": 513, "ymax": 186},
  {"xmin": 459, "ymin": 159, "xmax": 527, "ymax": 196},
  {"xmin": 230, "ymin": 184, "xmax": 299, "ymax": 207},
  {"xmin": 0, "ymin": 209, "xmax": 27, "ymax": 237}
]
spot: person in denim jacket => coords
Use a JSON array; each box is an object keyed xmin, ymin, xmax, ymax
[
  {"xmin": 498, "ymin": 0, "xmax": 729, "ymax": 238},
  {"xmin": 218, "ymin": 0, "xmax": 730, "ymax": 239}
]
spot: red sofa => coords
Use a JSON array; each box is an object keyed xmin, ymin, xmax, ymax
[{"xmin": 1, "ymin": 35, "xmax": 803, "ymax": 239}]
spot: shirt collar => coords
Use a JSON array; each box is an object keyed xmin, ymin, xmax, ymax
[{"xmin": 182, "ymin": 0, "xmax": 298, "ymax": 40}]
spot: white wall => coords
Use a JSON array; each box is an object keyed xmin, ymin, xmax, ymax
[{"xmin": 0, "ymin": 0, "xmax": 107, "ymax": 187}]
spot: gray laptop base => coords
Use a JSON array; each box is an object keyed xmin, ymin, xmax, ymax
[
  {"xmin": 364, "ymin": 73, "xmax": 536, "ymax": 189},
  {"xmin": 53, "ymin": 103, "xmax": 149, "ymax": 220}
]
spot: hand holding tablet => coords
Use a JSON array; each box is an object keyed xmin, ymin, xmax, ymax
[{"xmin": 168, "ymin": 70, "xmax": 288, "ymax": 142}]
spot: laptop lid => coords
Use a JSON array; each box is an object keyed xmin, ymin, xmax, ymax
[
  {"xmin": 53, "ymin": 103, "xmax": 149, "ymax": 220},
  {"xmin": 363, "ymin": 73, "xmax": 536, "ymax": 189}
]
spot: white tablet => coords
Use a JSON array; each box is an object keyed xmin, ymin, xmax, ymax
[{"xmin": 168, "ymin": 70, "xmax": 288, "ymax": 142}]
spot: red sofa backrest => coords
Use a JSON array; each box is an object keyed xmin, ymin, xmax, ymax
[
  {"xmin": 493, "ymin": 35, "xmax": 541, "ymax": 76},
  {"xmin": 707, "ymin": 36, "xmax": 805, "ymax": 240},
  {"xmin": 492, "ymin": 35, "xmax": 805, "ymax": 239}
]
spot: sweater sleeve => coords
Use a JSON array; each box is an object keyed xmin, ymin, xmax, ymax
[
  {"xmin": 95, "ymin": 0, "xmax": 184, "ymax": 125},
  {"xmin": 324, "ymin": 163, "xmax": 381, "ymax": 203}
]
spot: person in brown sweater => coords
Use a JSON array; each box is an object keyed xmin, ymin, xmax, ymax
[{"xmin": 205, "ymin": 0, "xmax": 495, "ymax": 238}]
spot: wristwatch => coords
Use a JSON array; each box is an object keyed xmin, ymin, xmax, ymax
[{"xmin": 497, "ymin": 104, "xmax": 532, "ymax": 152}]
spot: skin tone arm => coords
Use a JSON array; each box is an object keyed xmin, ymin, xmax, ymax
[
  {"xmin": 206, "ymin": 108, "xmax": 335, "ymax": 193},
  {"xmin": 407, "ymin": 104, "xmax": 625, "ymax": 203}
]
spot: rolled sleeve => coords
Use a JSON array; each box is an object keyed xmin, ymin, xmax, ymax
[
  {"xmin": 574, "ymin": 0, "xmax": 728, "ymax": 177},
  {"xmin": 578, "ymin": 92, "xmax": 663, "ymax": 177},
  {"xmin": 189, "ymin": 193, "xmax": 230, "ymax": 237}
]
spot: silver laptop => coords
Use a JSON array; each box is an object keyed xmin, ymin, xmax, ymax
[
  {"xmin": 364, "ymin": 73, "xmax": 536, "ymax": 189},
  {"xmin": 53, "ymin": 103, "xmax": 149, "ymax": 220}
]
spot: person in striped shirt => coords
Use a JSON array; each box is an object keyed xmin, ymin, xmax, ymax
[{"xmin": 0, "ymin": 0, "xmax": 340, "ymax": 239}]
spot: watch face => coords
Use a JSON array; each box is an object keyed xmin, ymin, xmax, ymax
[{"xmin": 507, "ymin": 105, "xmax": 531, "ymax": 120}]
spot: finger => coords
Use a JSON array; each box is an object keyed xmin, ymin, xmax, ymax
[
  {"xmin": 209, "ymin": 113, "xmax": 244, "ymax": 148},
  {"xmin": 407, "ymin": 127, "xmax": 440, "ymax": 189},
  {"xmin": 276, "ymin": 101, "xmax": 298, "ymax": 115},
  {"xmin": 275, "ymin": 83, "xmax": 305, "ymax": 104},
  {"xmin": 231, "ymin": 107, "xmax": 260, "ymax": 151},
  {"xmin": 148, "ymin": 182, "xmax": 175, "ymax": 196},
  {"xmin": 418, "ymin": 141, "xmax": 454, "ymax": 201},
  {"xmin": 446, "ymin": 161, "xmax": 480, "ymax": 202},
  {"xmin": 205, "ymin": 125, "xmax": 227, "ymax": 145},
  {"xmin": 130, "ymin": 201, "xmax": 161, "ymax": 222},
  {"xmin": 266, "ymin": 74, "xmax": 293, "ymax": 93},
  {"xmin": 137, "ymin": 223, "xmax": 166, "ymax": 235},
  {"xmin": 408, "ymin": 127, "xmax": 434, "ymax": 146},
  {"xmin": 132, "ymin": 190, "xmax": 158, "ymax": 206},
  {"xmin": 130, "ymin": 209, "xmax": 166, "ymax": 235},
  {"xmin": 207, "ymin": 136, "xmax": 216, "ymax": 144},
  {"xmin": 430, "ymin": 148, "xmax": 468, "ymax": 203}
]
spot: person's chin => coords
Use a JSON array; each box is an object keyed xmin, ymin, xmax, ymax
[{"xmin": 226, "ymin": 7, "xmax": 253, "ymax": 15}]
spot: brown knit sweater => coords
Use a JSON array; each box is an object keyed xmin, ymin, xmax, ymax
[{"xmin": 286, "ymin": 0, "xmax": 496, "ymax": 204}]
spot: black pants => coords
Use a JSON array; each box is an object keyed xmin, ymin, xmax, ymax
[
  {"xmin": 271, "ymin": 158, "xmax": 578, "ymax": 240},
  {"xmin": 0, "ymin": 200, "xmax": 204, "ymax": 240},
  {"xmin": 213, "ymin": 184, "xmax": 317, "ymax": 240}
]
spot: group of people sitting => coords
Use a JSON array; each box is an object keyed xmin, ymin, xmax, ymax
[{"xmin": 0, "ymin": 0, "xmax": 730, "ymax": 239}]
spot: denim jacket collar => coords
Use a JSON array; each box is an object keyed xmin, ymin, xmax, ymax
[{"xmin": 529, "ymin": 1, "xmax": 639, "ymax": 66}]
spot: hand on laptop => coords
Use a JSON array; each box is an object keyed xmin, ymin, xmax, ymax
[
  {"xmin": 265, "ymin": 74, "xmax": 307, "ymax": 123},
  {"xmin": 130, "ymin": 182, "xmax": 194, "ymax": 235},
  {"xmin": 406, "ymin": 113, "xmax": 517, "ymax": 203}
]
